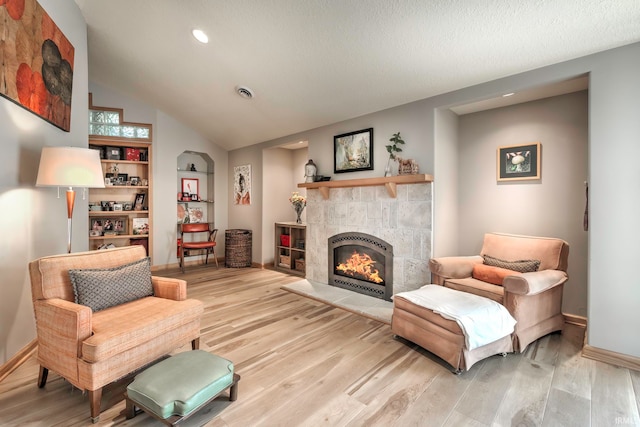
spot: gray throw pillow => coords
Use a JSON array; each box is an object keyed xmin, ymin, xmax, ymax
[
  {"xmin": 69, "ymin": 257, "xmax": 153, "ymax": 312},
  {"xmin": 483, "ymin": 255, "xmax": 540, "ymax": 273}
]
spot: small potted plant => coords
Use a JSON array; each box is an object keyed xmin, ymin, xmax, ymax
[{"xmin": 385, "ymin": 132, "xmax": 405, "ymax": 176}]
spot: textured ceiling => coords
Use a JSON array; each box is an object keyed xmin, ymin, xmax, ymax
[{"xmin": 75, "ymin": 0, "xmax": 640, "ymax": 151}]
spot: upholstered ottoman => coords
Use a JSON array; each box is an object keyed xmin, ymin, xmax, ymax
[
  {"xmin": 392, "ymin": 285, "xmax": 515, "ymax": 373},
  {"xmin": 125, "ymin": 350, "xmax": 240, "ymax": 426}
]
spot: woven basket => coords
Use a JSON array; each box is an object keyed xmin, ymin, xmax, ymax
[
  {"xmin": 225, "ymin": 229, "xmax": 252, "ymax": 268},
  {"xmin": 279, "ymin": 255, "xmax": 291, "ymax": 267}
]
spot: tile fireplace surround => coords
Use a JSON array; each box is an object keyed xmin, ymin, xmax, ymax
[{"xmin": 304, "ymin": 178, "xmax": 433, "ymax": 296}]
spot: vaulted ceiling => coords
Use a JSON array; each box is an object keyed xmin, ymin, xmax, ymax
[{"xmin": 75, "ymin": 1, "xmax": 640, "ymax": 151}]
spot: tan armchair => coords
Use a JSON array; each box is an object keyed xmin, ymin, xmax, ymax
[
  {"xmin": 28, "ymin": 246, "xmax": 204, "ymax": 422},
  {"xmin": 429, "ymin": 232, "xmax": 569, "ymax": 352}
]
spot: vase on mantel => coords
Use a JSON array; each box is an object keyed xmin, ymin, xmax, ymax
[
  {"xmin": 384, "ymin": 157, "xmax": 396, "ymax": 177},
  {"xmin": 293, "ymin": 204, "xmax": 305, "ymax": 224}
]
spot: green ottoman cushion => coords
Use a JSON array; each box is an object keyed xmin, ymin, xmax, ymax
[{"xmin": 126, "ymin": 350, "xmax": 234, "ymax": 419}]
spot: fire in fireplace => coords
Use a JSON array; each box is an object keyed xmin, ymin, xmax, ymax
[
  {"xmin": 335, "ymin": 247, "xmax": 384, "ymax": 284},
  {"xmin": 328, "ymin": 233, "xmax": 393, "ymax": 301}
]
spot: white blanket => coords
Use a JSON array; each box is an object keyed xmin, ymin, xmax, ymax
[{"xmin": 394, "ymin": 285, "xmax": 516, "ymax": 350}]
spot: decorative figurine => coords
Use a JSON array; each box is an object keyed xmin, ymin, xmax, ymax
[{"xmin": 304, "ymin": 159, "xmax": 317, "ymax": 183}]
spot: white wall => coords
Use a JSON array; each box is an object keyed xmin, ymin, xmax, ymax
[
  {"xmin": 588, "ymin": 46, "xmax": 640, "ymax": 357},
  {"xmin": 433, "ymin": 108, "xmax": 459, "ymax": 257},
  {"xmin": 228, "ymin": 146, "xmax": 264, "ymax": 263},
  {"xmin": 0, "ymin": 0, "xmax": 88, "ymax": 364},
  {"xmin": 457, "ymin": 91, "xmax": 589, "ymax": 316},
  {"xmin": 262, "ymin": 148, "xmax": 295, "ymax": 265},
  {"xmin": 292, "ymin": 148, "xmax": 309, "ymax": 198},
  {"xmin": 260, "ymin": 146, "xmax": 309, "ymax": 266}
]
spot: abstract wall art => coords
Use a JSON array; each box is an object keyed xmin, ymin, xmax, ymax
[{"xmin": 0, "ymin": 0, "xmax": 75, "ymax": 131}]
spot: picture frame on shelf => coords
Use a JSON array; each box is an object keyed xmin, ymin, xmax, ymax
[
  {"xmin": 92, "ymin": 217, "xmax": 127, "ymax": 235},
  {"xmin": 91, "ymin": 219, "xmax": 103, "ymax": 233},
  {"xmin": 181, "ymin": 177, "xmax": 199, "ymax": 199},
  {"xmin": 188, "ymin": 207, "xmax": 204, "ymax": 223},
  {"xmin": 117, "ymin": 173, "xmax": 128, "ymax": 184},
  {"xmin": 496, "ymin": 142, "xmax": 541, "ymax": 181},
  {"xmin": 134, "ymin": 193, "xmax": 146, "ymax": 211},
  {"xmin": 113, "ymin": 218, "xmax": 127, "ymax": 234},
  {"xmin": 334, "ymin": 128, "xmax": 374, "ymax": 173},
  {"xmin": 132, "ymin": 217, "xmax": 149, "ymax": 235},
  {"xmin": 113, "ymin": 203, "xmax": 123, "ymax": 211},
  {"xmin": 177, "ymin": 203, "xmax": 188, "ymax": 224},
  {"xmin": 130, "ymin": 176, "xmax": 140, "ymax": 186}
]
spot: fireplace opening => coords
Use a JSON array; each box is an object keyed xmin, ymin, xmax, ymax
[
  {"xmin": 328, "ymin": 233, "xmax": 393, "ymax": 301},
  {"xmin": 334, "ymin": 245, "xmax": 385, "ymax": 285}
]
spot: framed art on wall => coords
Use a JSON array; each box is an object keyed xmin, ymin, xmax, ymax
[
  {"xmin": 334, "ymin": 128, "xmax": 373, "ymax": 173},
  {"xmin": 234, "ymin": 164, "xmax": 251, "ymax": 205},
  {"xmin": 0, "ymin": 0, "xmax": 75, "ymax": 131},
  {"xmin": 497, "ymin": 142, "xmax": 541, "ymax": 181}
]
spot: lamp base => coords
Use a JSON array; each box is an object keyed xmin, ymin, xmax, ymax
[{"xmin": 66, "ymin": 189, "xmax": 76, "ymax": 253}]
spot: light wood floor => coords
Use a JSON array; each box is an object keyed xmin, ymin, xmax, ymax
[{"xmin": 1, "ymin": 266, "xmax": 639, "ymax": 426}]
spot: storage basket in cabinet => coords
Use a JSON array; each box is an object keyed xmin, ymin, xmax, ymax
[{"xmin": 279, "ymin": 255, "xmax": 291, "ymax": 267}]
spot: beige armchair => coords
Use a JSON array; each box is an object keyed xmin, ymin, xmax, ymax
[
  {"xmin": 429, "ymin": 232, "xmax": 569, "ymax": 352},
  {"xmin": 29, "ymin": 246, "xmax": 204, "ymax": 422}
]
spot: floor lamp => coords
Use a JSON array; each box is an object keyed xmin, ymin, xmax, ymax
[{"xmin": 36, "ymin": 146, "xmax": 105, "ymax": 253}]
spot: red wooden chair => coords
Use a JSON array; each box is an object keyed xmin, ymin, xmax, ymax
[{"xmin": 179, "ymin": 224, "xmax": 218, "ymax": 272}]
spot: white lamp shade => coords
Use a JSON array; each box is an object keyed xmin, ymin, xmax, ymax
[{"xmin": 36, "ymin": 146, "xmax": 106, "ymax": 188}]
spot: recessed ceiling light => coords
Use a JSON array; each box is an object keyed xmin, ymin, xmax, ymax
[
  {"xmin": 502, "ymin": 92, "xmax": 515, "ymax": 97},
  {"xmin": 192, "ymin": 29, "xmax": 208, "ymax": 44}
]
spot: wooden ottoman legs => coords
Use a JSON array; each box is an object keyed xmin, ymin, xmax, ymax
[{"xmin": 229, "ymin": 376, "xmax": 239, "ymax": 401}]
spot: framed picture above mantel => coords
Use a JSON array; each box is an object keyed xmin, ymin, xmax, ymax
[
  {"xmin": 334, "ymin": 128, "xmax": 373, "ymax": 173},
  {"xmin": 496, "ymin": 142, "xmax": 541, "ymax": 182}
]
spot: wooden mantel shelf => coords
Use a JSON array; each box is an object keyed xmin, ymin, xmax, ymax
[{"xmin": 298, "ymin": 173, "xmax": 433, "ymax": 199}]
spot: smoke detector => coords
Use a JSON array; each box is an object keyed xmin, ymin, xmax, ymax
[{"xmin": 235, "ymin": 86, "xmax": 254, "ymax": 99}]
